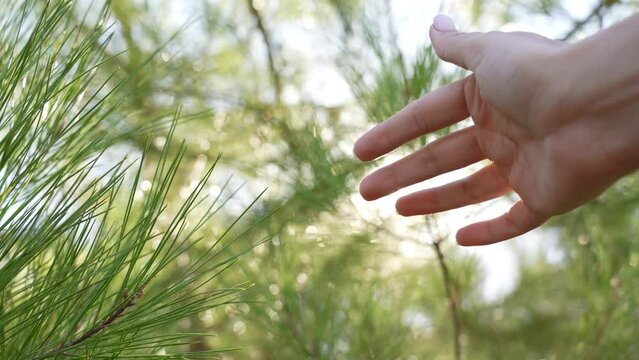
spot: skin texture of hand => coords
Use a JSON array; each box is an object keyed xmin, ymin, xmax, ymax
[{"xmin": 353, "ymin": 14, "xmax": 639, "ymax": 246}]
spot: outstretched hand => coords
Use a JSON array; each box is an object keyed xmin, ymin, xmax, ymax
[{"xmin": 354, "ymin": 15, "xmax": 639, "ymax": 246}]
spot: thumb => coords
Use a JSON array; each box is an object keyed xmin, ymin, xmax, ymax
[{"xmin": 429, "ymin": 15, "xmax": 486, "ymax": 70}]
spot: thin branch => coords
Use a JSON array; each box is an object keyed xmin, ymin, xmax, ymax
[
  {"xmin": 383, "ymin": 0, "xmax": 411, "ymax": 102},
  {"xmin": 245, "ymin": 0, "xmax": 282, "ymax": 102},
  {"xmin": 559, "ymin": 0, "xmax": 621, "ymax": 41},
  {"xmin": 281, "ymin": 299, "xmax": 317, "ymax": 358},
  {"xmin": 432, "ymin": 238, "xmax": 461, "ymax": 360},
  {"xmin": 584, "ymin": 279, "xmax": 622, "ymax": 359},
  {"xmin": 38, "ymin": 285, "xmax": 146, "ymax": 359}
]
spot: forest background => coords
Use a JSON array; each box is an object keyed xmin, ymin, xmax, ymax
[{"xmin": 1, "ymin": 0, "xmax": 638, "ymax": 359}]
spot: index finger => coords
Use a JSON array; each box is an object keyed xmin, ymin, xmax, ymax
[{"xmin": 353, "ymin": 77, "xmax": 470, "ymax": 161}]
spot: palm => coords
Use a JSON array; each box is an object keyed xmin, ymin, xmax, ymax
[
  {"xmin": 354, "ymin": 75, "xmax": 549, "ymax": 246},
  {"xmin": 465, "ymin": 76, "xmax": 549, "ymax": 216},
  {"xmin": 468, "ymin": 71, "xmax": 619, "ymax": 220}
]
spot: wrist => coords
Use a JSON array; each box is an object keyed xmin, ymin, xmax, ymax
[
  {"xmin": 554, "ymin": 14, "xmax": 639, "ymax": 115},
  {"xmin": 547, "ymin": 21, "xmax": 639, "ymax": 178}
]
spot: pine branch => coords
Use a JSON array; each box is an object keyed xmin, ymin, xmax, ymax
[
  {"xmin": 559, "ymin": 0, "xmax": 621, "ymax": 41},
  {"xmin": 245, "ymin": 0, "xmax": 282, "ymax": 102},
  {"xmin": 37, "ymin": 285, "xmax": 147, "ymax": 359},
  {"xmin": 432, "ymin": 238, "xmax": 461, "ymax": 360}
]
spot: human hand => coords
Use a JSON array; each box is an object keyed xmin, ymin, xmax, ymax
[{"xmin": 353, "ymin": 15, "xmax": 639, "ymax": 246}]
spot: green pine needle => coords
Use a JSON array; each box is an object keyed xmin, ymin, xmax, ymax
[{"xmin": 0, "ymin": 1, "xmax": 263, "ymax": 358}]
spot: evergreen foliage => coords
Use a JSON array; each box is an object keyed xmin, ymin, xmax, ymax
[
  {"xmin": 0, "ymin": 1, "xmax": 263, "ymax": 358},
  {"xmin": 0, "ymin": 0, "xmax": 637, "ymax": 359}
]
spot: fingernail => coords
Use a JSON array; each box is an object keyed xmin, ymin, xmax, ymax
[{"xmin": 433, "ymin": 14, "xmax": 456, "ymax": 32}]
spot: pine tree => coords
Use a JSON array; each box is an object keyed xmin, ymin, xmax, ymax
[
  {"xmin": 0, "ymin": 1, "xmax": 263, "ymax": 358},
  {"xmin": 3, "ymin": 0, "xmax": 638, "ymax": 359}
]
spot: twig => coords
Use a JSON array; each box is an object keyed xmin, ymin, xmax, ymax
[
  {"xmin": 432, "ymin": 238, "xmax": 461, "ymax": 360},
  {"xmin": 281, "ymin": 299, "xmax": 317, "ymax": 358},
  {"xmin": 38, "ymin": 285, "xmax": 146, "ymax": 359},
  {"xmin": 383, "ymin": 0, "xmax": 411, "ymax": 102},
  {"xmin": 584, "ymin": 278, "xmax": 621, "ymax": 359},
  {"xmin": 245, "ymin": 0, "xmax": 282, "ymax": 102},
  {"xmin": 559, "ymin": 0, "xmax": 621, "ymax": 41}
]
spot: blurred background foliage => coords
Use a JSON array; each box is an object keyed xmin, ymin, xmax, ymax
[{"xmin": 5, "ymin": 0, "xmax": 639, "ymax": 358}]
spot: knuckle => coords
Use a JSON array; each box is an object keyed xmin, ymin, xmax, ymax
[
  {"xmin": 459, "ymin": 179, "xmax": 478, "ymax": 201},
  {"xmin": 384, "ymin": 165, "xmax": 402, "ymax": 193},
  {"xmin": 409, "ymin": 102, "xmax": 426, "ymax": 134},
  {"xmin": 419, "ymin": 146, "xmax": 441, "ymax": 177}
]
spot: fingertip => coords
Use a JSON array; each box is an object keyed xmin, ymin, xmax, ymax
[
  {"xmin": 455, "ymin": 227, "xmax": 477, "ymax": 246},
  {"xmin": 428, "ymin": 25, "xmax": 449, "ymax": 64},
  {"xmin": 432, "ymin": 14, "xmax": 456, "ymax": 32},
  {"xmin": 429, "ymin": 14, "xmax": 456, "ymax": 50},
  {"xmin": 358, "ymin": 177, "xmax": 380, "ymax": 201},
  {"xmin": 352, "ymin": 139, "xmax": 367, "ymax": 161},
  {"xmin": 455, "ymin": 223, "xmax": 492, "ymax": 247},
  {"xmin": 359, "ymin": 191, "xmax": 377, "ymax": 202},
  {"xmin": 353, "ymin": 138, "xmax": 377, "ymax": 162},
  {"xmin": 428, "ymin": 25, "xmax": 439, "ymax": 48},
  {"xmin": 428, "ymin": 17, "xmax": 483, "ymax": 71},
  {"xmin": 396, "ymin": 194, "xmax": 432, "ymax": 217},
  {"xmin": 395, "ymin": 197, "xmax": 411, "ymax": 216},
  {"xmin": 428, "ymin": 23, "xmax": 441, "ymax": 41}
]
